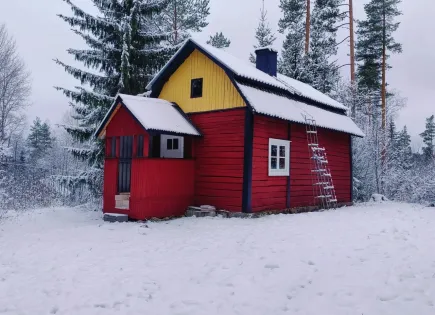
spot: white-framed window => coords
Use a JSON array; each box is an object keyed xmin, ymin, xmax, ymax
[
  {"xmin": 268, "ymin": 138, "xmax": 290, "ymax": 176},
  {"xmin": 160, "ymin": 135, "xmax": 184, "ymax": 159}
]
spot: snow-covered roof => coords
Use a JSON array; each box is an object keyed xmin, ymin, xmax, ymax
[
  {"xmin": 276, "ymin": 74, "xmax": 345, "ymax": 110},
  {"xmin": 237, "ymin": 84, "xmax": 364, "ymax": 137},
  {"xmin": 96, "ymin": 94, "xmax": 201, "ymax": 138},
  {"xmin": 147, "ymin": 38, "xmax": 347, "ymax": 111},
  {"xmin": 255, "ymin": 46, "xmax": 278, "ymax": 53}
]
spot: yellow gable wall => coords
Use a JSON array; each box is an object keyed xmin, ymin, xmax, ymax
[{"xmin": 158, "ymin": 49, "xmax": 246, "ymax": 113}]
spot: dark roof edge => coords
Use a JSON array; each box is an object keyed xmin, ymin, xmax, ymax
[
  {"xmin": 253, "ymin": 111, "xmax": 364, "ymax": 138},
  {"xmin": 171, "ymin": 102, "xmax": 203, "ymax": 137},
  {"xmin": 95, "ymin": 95, "xmax": 202, "ymax": 138},
  {"xmin": 235, "ymin": 76, "xmax": 347, "ymax": 115}
]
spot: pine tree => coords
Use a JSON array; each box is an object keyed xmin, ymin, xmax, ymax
[
  {"xmin": 420, "ymin": 115, "xmax": 435, "ymax": 162},
  {"xmin": 207, "ymin": 32, "xmax": 231, "ymax": 48},
  {"xmin": 308, "ymin": 0, "xmax": 344, "ymax": 95},
  {"xmin": 278, "ymin": 0, "xmax": 311, "ymax": 82},
  {"xmin": 356, "ymin": 0, "xmax": 402, "ymax": 104},
  {"xmin": 250, "ymin": 0, "xmax": 277, "ymax": 63},
  {"xmin": 27, "ymin": 118, "xmax": 54, "ymax": 161},
  {"xmin": 156, "ymin": 0, "xmax": 210, "ymax": 47},
  {"xmin": 54, "ymin": 0, "xmax": 171, "ymax": 190}
]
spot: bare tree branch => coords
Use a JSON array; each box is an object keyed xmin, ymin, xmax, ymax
[{"xmin": 0, "ymin": 24, "xmax": 31, "ymax": 153}]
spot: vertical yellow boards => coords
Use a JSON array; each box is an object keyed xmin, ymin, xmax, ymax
[{"xmin": 159, "ymin": 49, "xmax": 245, "ymax": 113}]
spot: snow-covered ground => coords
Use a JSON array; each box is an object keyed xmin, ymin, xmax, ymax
[{"xmin": 1, "ymin": 202, "xmax": 435, "ymax": 315}]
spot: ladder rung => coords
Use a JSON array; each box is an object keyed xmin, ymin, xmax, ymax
[
  {"xmin": 320, "ymin": 160, "xmax": 328, "ymax": 164},
  {"xmin": 308, "ymin": 143, "xmax": 318, "ymax": 147},
  {"xmin": 307, "ymin": 131, "xmax": 317, "ymax": 134},
  {"xmin": 324, "ymin": 186, "xmax": 334, "ymax": 190},
  {"xmin": 312, "ymin": 169, "xmax": 327, "ymax": 173},
  {"xmin": 316, "ymin": 195, "xmax": 332, "ymax": 199},
  {"xmin": 323, "ymin": 173, "xmax": 332, "ymax": 177},
  {"xmin": 314, "ymin": 182, "xmax": 328, "ymax": 186},
  {"xmin": 312, "ymin": 147, "xmax": 325, "ymax": 151},
  {"xmin": 328, "ymin": 199, "xmax": 337, "ymax": 203}
]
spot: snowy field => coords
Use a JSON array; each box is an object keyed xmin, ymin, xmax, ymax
[{"xmin": 1, "ymin": 203, "xmax": 435, "ymax": 315}]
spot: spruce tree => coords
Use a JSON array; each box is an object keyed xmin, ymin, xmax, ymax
[
  {"xmin": 250, "ymin": 0, "xmax": 277, "ymax": 63},
  {"xmin": 27, "ymin": 118, "xmax": 54, "ymax": 161},
  {"xmin": 54, "ymin": 0, "xmax": 170, "ymax": 189},
  {"xmin": 156, "ymin": 0, "xmax": 210, "ymax": 47},
  {"xmin": 308, "ymin": 0, "xmax": 344, "ymax": 95},
  {"xmin": 207, "ymin": 32, "xmax": 231, "ymax": 48},
  {"xmin": 397, "ymin": 126, "xmax": 412, "ymax": 169},
  {"xmin": 278, "ymin": 0, "xmax": 311, "ymax": 83},
  {"xmin": 356, "ymin": 0, "xmax": 402, "ymax": 93},
  {"xmin": 420, "ymin": 115, "xmax": 435, "ymax": 161}
]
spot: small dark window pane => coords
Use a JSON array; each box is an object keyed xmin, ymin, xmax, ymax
[
  {"xmin": 280, "ymin": 146, "xmax": 286, "ymax": 157},
  {"xmin": 173, "ymin": 138, "xmax": 179, "ymax": 150},
  {"xmin": 271, "ymin": 157, "xmax": 277, "ymax": 169},
  {"xmin": 167, "ymin": 139, "xmax": 173, "ymax": 150},
  {"xmin": 111, "ymin": 137, "xmax": 117, "ymax": 157},
  {"xmin": 279, "ymin": 158, "xmax": 286, "ymax": 169},
  {"xmin": 191, "ymin": 78, "xmax": 203, "ymax": 98},
  {"xmin": 271, "ymin": 145, "xmax": 277, "ymax": 157},
  {"xmin": 137, "ymin": 135, "xmax": 144, "ymax": 157}
]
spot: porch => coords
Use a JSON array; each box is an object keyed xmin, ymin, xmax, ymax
[{"xmin": 104, "ymin": 158, "xmax": 195, "ymax": 220}]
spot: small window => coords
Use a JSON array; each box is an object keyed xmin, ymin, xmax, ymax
[
  {"xmin": 137, "ymin": 135, "xmax": 144, "ymax": 157},
  {"xmin": 166, "ymin": 138, "xmax": 180, "ymax": 150},
  {"xmin": 190, "ymin": 78, "xmax": 203, "ymax": 98},
  {"xmin": 111, "ymin": 137, "xmax": 117, "ymax": 158},
  {"xmin": 269, "ymin": 138, "xmax": 290, "ymax": 176}
]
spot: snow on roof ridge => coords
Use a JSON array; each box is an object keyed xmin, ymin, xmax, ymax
[
  {"xmin": 147, "ymin": 38, "xmax": 346, "ymax": 111},
  {"xmin": 95, "ymin": 93, "xmax": 200, "ymax": 138}
]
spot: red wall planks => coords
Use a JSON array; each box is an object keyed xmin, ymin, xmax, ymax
[
  {"xmin": 251, "ymin": 115, "xmax": 352, "ymax": 212},
  {"xmin": 103, "ymin": 158, "xmax": 118, "ymax": 212},
  {"xmin": 189, "ymin": 108, "xmax": 246, "ymax": 211},
  {"xmin": 290, "ymin": 123, "xmax": 351, "ymax": 207},
  {"xmin": 129, "ymin": 159, "xmax": 195, "ymax": 220},
  {"xmin": 103, "ymin": 104, "xmax": 151, "ymax": 217},
  {"xmin": 106, "ymin": 105, "xmax": 146, "ymax": 137},
  {"xmin": 252, "ymin": 115, "xmax": 289, "ymax": 212}
]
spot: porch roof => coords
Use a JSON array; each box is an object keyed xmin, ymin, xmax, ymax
[{"xmin": 95, "ymin": 94, "xmax": 202, "ymax": 139}]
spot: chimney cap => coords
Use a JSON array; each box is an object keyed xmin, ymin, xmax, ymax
[{"xmin": 255, "ymin": 46, "xmax": 278, "ymax": 53}]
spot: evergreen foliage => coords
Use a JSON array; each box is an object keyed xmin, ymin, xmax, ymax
[
  {"xmin": 308, "ymin": 0, "xmax": 344, "ymax": 94},
  {"xmin": 420, "ymin": 115, "xmax": 435, "ymax": 162},
  {"xmin": 356, "ymin": 0, "xmax": 402, "ymax": 92},
  {"xmin": 156, "ymin": 0, "xmax": 210, "ymax": 47},
  {"xmin": 27, "ymin": 117, "xmax": 54, "ymax": 161},
  {"xmin": 55, "ymin": 0, "xmax": 171, "ymax": 192},
  {"xmin": 278, "ymin": 0, "xmax": 310, "ymax": 82},
  {"xmin": 250, "ymin": 0, "xmax": 276, "ymax": 63},
  {"xmin": 206, "ymin": 32, "xmax": 231, "ymax": 48}
]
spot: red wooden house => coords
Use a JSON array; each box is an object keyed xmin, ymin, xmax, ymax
[{"xmin": 96, "ymin": 39, "xmax": 364, "ymax": 220}]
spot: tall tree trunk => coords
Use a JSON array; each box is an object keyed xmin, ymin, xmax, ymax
[
  {"xmin": 305, "ymin": 0, "xmax": 311, "ymax": 54},
  {"xmin": 349, "ymin": 0, "xmax": 356, "ymax": 118},
  {"xmin": 381, "ymin": 1, "xmax": 387, "ymax": 130},
  {"xmin": 349, "ymin": 0, "xmax": 356, "ymax": 84},
  {"xmin": 174, "ymin": 1, "xmax": 178, "ymax": 44},
  {"xmin": 380, "ymin": 0, "xmax": 387, "ymax": 193}
]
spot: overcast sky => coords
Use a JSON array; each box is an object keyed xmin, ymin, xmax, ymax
[{"xmin": 0, "ymin": 0, "xmax": 433, "ymax": 147}]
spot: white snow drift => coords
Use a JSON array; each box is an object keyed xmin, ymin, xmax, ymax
[{"xmin": 1, "ymin": 202, "xmax": 435, "ymax": 315}]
